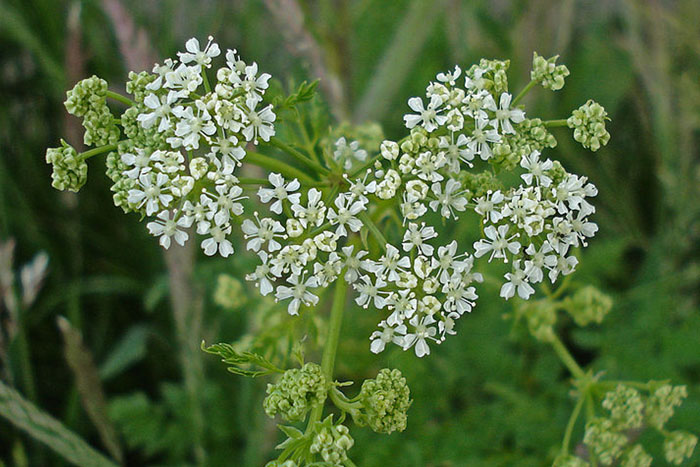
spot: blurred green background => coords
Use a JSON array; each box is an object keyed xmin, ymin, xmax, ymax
[{"xmin": 0, "ymin": 0, "xmax": 698, "ymax": 465}]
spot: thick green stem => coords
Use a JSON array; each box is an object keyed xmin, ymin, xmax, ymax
[
  {"xmin": 78, "ymin": 143, "xmax": 119, "ymax": 161},
  {"xmin": 268, "ymin": 137, "xmax": 329, "ymax": 175},
  {"xmin": 105, "ymin": 90, "xmax": 135, "ymax": 107},
  {"xmin": 511, "ymin": 79, "xmax": 537, "ymax": 106},
  {"xmin": 358, "ymin": 212, "xmax": 388, "ymax": 252},
  {"xmin": 306, "ymin": 276, "xmax": 348, "ymax": 431},
  {"xmin": 549, "ymin": 334, "xmax": 585, "ymax": 380},
  {"xmin": 245, "ymin": 151, "xmax": 315, "ymax": 183},
  {"xmin": 544, "ymin": 119, "xmax": 569, "ymax": 128},
  {"xmin": 560, "ymin": 393, "xmax": 585, "ymax": 457}
]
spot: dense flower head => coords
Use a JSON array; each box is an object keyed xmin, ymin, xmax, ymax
[
  {"xmin": 531, "ymin": 52, "xmax": 570, "ymax": 91},
  {"xmin": 64, "ymin": 75, "xmax": 120, "ymax": 146},
  {"xmin": 104, "ymin": 37, "xmax": 274, "ymax": 256},
  {"xmin": 563, "ymin": 285, "xmax": 612, "ymax": 326},
  {"xmin": 621, "ymin": 445, "xmax": 652, "ymax": 467},
  {"xmin": 568, "ymin": 99, "xmax": 610, "ymax": 151},
  {"xmin": 354, "ymin": 368, "xmax": 411, "ymax": 434},
  {"xmin": 583, "ymin": 417, "xmax": 628, "ymax": 465},
  {"xmin": 45, "ymin": 140, "xmax": 88, "ymax": 192},
  {"xmin": 601, "ymin": 385, "xmax": 644, "ymax": 430},
  {"xmin": 646, "ymin": 383, "xmax": 688, "ymax": 430},
  {"xmin": 664, "ymin": 431, "xmax": 698, "ymax": 465},
  {"xmin": 263, "ymin": 363, "xmax": 327, "ymax": 422},
  {"xmin": 213, "ymin": 274, "xmax": 247, "ymax": 309},
  {"xmin": 309, "ymin": 420, "xmax": 354, "ymax": 465}
]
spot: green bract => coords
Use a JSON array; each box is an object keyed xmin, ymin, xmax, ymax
[{"xmin": 263, "ymin": 363, "xmax": 327, "ymax": 422}]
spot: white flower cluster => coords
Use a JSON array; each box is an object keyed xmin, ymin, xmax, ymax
[
  {"xmin": 119, "ymin": 37, "xmax": 276, "ymax": 256},
  {"xmin": 473, "ymin": 153, "xmax": 598, "ymax": 300},
  {"xmin": 357, "ymin": 60, "xmax": 598, "ymax": 355}
]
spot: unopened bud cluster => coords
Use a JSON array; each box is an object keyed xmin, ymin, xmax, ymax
[
  {"xmin": 567, "ymin": 100, "xmax": 610, "ymax": 152},
  {"xmin": 563, "ymin": 286, "xmax": 612, "ymax": 326},
  {"xmin": 355, "ymin": 368, "xmax": 411, "ymax": 434},
  {"xmin": 531, "ymin": 52, "xmax": 570, "ymax": 91},
  {"xmin": 263, "ymin": 363, "xmax": 327, "ymax": 422},
  {"xmin": 64, "ymin": 75, "xmax": 120, "ymax": 146},
  {"xmin": 310, "ymin": 422, "xmax": 354, "ymax": 465},
  {"xmin": 45, "ymin": 140, "xmax": 87, "ymax": 192}
]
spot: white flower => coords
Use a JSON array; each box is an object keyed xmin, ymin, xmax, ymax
[
  {"xmin": 121, "ymin": 148, "xmax": 152, "ymax": 179},
  {"xmin": 341, "ymin": 245, "xmax": 368, "ymax": 283},
  {"xmin": 429, "ymin": 179, "xmax": 468, "ymax": 219},
  {"xmin": 439, "ymin": 134, "xmax": 471, "ymax": 171},
  {"xmin": 548, "ymin": 252, "xmax": 578, "ymax": 283},
  {"xmin": 524, "ymin": 243, "xmax": 557, "ymax": 283},
  {"xmin": 128, "ymin": 172, "xmax": 173, "ymax": 216},
  {"xmin": 200, "ymin": 219, "xmax": 234, "ymax": 257},
  {"xmin": 353, "ymin": 274, "xmax": 388, "ymax": 309},
  {"xmin": 171, "ymin": 101, "xmax": 216, "ymax": 150},
  {"xmin": 228, "ymin": 62, "xmax": 271, "ymax": 102},
  {"xmin": 241, "ymin": 213, "xmax": 286, "ymax": 252},
  {"xmin": 241, "ymin": 97, "xmax": 276, "ymax": 143},
  {"xmin": 474, "ymin": 190, "xmax": 505, "ymax": 224},
  {"xmin": 138, "ymin": 91, "xmax": 179, "ymax": 132},
  {"xmin": 275, "ymin": 274, "xmax": 319, "ymax": 315},
  {"xmin": 567, "ymin": 210, "xmax": 598, "ymax": 247},
  {"xmin": 402, "ymin": 222, "xmax": 437, "ymax": 256},
  {"xmin": 164, "ymin": 63, "xmax": 203, "ymax": 94},
  {"xmin": 431, "ymin": 240, "xmax": 467, "ymax": 283},
  {"xmin": 441, "ymin": 273, "xmax": 478, "ymax": 314},
  {"xmin": 520, "ymin": 150, "xmax": 554, "ymax": 187},
  {"xmin": 246, "ymin": 251, "xmax": 274, "ymax": 296},
  {"xmin": 209, "ymin": 135, "xmax": 246, "ymax": 172},
  {"xmin": 487, "ymin": 92, "xmax": 525, "ymax": 134},
  {"xmin": 403, "ymin": 95, "xmax": 447, "ymax": 132},
  {"xmin": 500, "ymin": 260, "xmax": 534, "ymax": 300},
  {"xmin": 473, "ymin": 225, "xmax": 521, "ymax": 262},
  {"xmin": 436, "ymin": 65, "xmax": 461, "ymax": 86},
  {"xmin": 414, "ymin": 151, "xmax": 446, "ymax": 182},
  {"xmin": 368, "ymin": 245, "xmax": 411, "ymax": 283},
  {"xmin": 333, "ymin": 137, "xmax": 368, "ymax": 170},
  {"xmin": 467, "ymin": 116, "xmax": 501, "ymax": 160},
  {"xmin": 178, "ymin": 36, "xmax": 221, "ymax": 68},
  {"xmin": 291, "ymin": 188, "xmax": 326, "ymax": 228},
  {"xmin": 257, "ymin": 173, "xmax": 301, "ymax": 214},
  {"xmin": 370, "ymin": 321, "xmax": 407, "ymax": 354},
  {"xmin": 146, "ymin": 210, "xmax": 192, "ymax": 249},
  {"xmin": 380, "ymin": 140, "xmax": 399, "ymax": 160},
  {"xmin": 204, "ymin": 183, "xmax": 246, "ymax": 226},
  {"xmin": 403, "ymin": 315, "xmax": 437, "ymax": 357},
  {"xmin": 327, "ymin": 193, "xmax": 366, "ymax": 236},
  {"xmin": 462, "ymin": 89, "xmax": 493, "ymax": 120}
]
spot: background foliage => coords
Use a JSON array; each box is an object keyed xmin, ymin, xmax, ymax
[{"xmin": 0, "ymin": 0, "xmax": 698, "ymax": 465}]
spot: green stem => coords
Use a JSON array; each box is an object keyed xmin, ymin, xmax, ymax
[
  {"xmin": 560, "ymin": 393, "xmax": 585, "ymax": 457},
  {"xmin": 358, "ymin": 212, "xmax": 388, "ymax": 252},
  {"xmin": 549, "ymin": 334, "xmax": 585, "ymax": 380},
  {"xmin": 105, "ymin": 91, "xmax": 135, "ymax": 107},
  {"xmin": 78, "ymin": 143, "xmax": 119, "ymax": 161},
  {"xmin": 550, "ymin": 275, "xmax": 572, "ymax": 300},
  {"xmin": 349, "ymin": 154, "xmax": 381, "ymax": 179},
  {"xmin": 511, "ymin": 79, "xmax": 537, "ymax": 106},
  {"xmin": 544, "ymin": 119, "xmax": 569, "ymax": 128},
  {"xmin": 237, "ymin": 177, "xmax": 270, "ymax": 186},
  {"xmin": 245, "ymin": 151, "xmax": 315, "ymax": 183},
  {"xmin": 306, "ymin": 276, "xmax": 348, "ymax": 431},
  {"xmin": 268, "ymin": 137, "xmax": 329, "ymax": 175}
]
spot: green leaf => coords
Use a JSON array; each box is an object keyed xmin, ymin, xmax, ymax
[
  {"xmin": 98, "ymin": 325, "xmax": 150, "ymax": 381},
  {"xmin": 0, "ymin": 381, "xmax": 117, "ymax": 466},
  {"xmin": 202, "ymin": 341, "xmax": 284, "ymax": 377}
]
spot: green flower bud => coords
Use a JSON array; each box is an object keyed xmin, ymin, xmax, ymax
[
  {"xmin": 265, "ymin": 460, "xmax": 297, "ymax": 467},
  {"xmin": 515, "ymin": 300, "xmax": 557, "ymax": 342},
  {"xmin": 602, "ymin": 385, "xmax": 644, "ymax": 430},
  {"xmin": 547, "ymin": 160, "xmax": 568, "ymax": 185},
  {"xmin": 45, "ymin": 140, "xmax": 87, "ymax": 192},
  {"xmin": 531, "ymin": 52, "xmax": 570, "ymax": 91},
  {"xmin": 214, "ymin": 274, "xmax": 247, "ymax": 309},
  {"xmin": 583, "ymin": 417, "xmax": 627, "ymax": 466},
  {"xmin": 664, "ymin": 431, "xmax": 697, "ymax": 465},
  {"xmin": 621, "ymin": 444, "xmax": 652, "ymax": 467},
  {"xmin": 126, "ymin": 71, "xmax": 156, "ymax": 104},
  {"xmin": 263, "ymin": 363, "xmax": 327, "ymax": 422},
  {"xmin": 355, "ymin": 368, "xmax": 411, "ymax": 434},
  {"xmin": 567, "ymin": 100, "xmax": 611, "ymax": 152},
  {"xmin": 563, "ymin": 286, "xmax": 613, "ymax": 326},
  {"xmin": 65, "ymin": 76, "xmax": 120, "ymax": 147},
  {"xmin": 459, "ymin": 170, "xmax": 503, "ymax": 200},
  {"xmin": 646, "ymin": 384, "xmax": 687, "ymax": 430},
  {"xmin": 310, "ymin": 422, "xmax": 354, "ymax": 465}
]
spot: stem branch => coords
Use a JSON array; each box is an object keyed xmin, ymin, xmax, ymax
[
  {"xmin": 105, "ymin": 91, "xmax": 135, "ymax": 107},
  {"xmin": 512, "ymin": 80, "xmax": 537, "ymax": 106}
]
